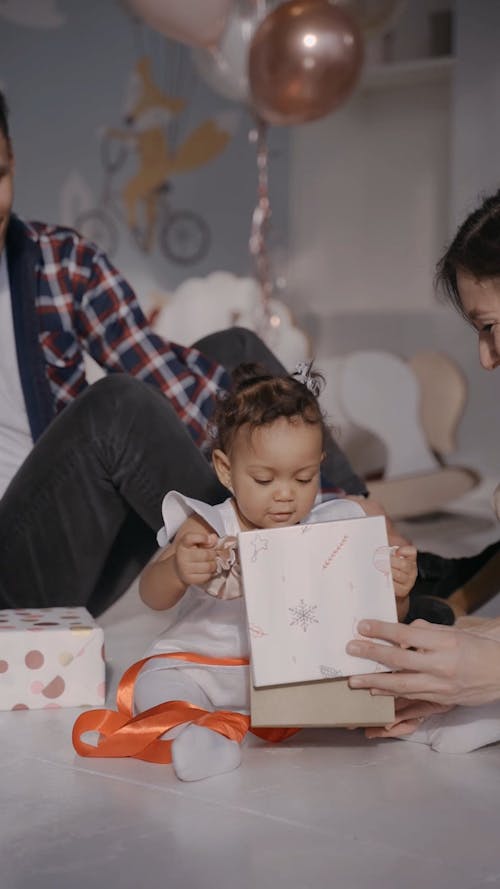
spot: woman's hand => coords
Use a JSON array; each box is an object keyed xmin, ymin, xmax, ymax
[
  {"xmin": 390, "ymin": 545, "xmax": 417, "ymax": 622},
  {"xmin": 174, "ymin": 530, "xmax": 219, "ymax": 587},
  {"xmin": 364, "ymin": 697, "xmax": 454, "ymax": 740},
  {"xmin": 346, "ymin": 618, "xmax": 500, "ymax": 707}
]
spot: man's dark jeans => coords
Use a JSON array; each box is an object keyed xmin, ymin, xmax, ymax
[{"xmin": 0, "ymin": 328, "xmax": 365, "ymax": 615}]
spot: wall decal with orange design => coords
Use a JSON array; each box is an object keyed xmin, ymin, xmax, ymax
[{"xmin": 76, "ymin": 56, "xmax": 233, "ymax": 265}]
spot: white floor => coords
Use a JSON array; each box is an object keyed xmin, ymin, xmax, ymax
[{"xmin": 4, "ymin": 480, "xmax": 500, "ymax": 889}]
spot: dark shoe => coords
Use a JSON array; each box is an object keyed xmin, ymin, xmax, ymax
[{"xmin": 404, "ymin": 594, "xmax": 455, "ymax": 626}]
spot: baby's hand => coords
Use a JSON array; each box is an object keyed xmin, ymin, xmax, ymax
[
  {"xmin": 174, "ymin": 531, "xmax": 219, "ymax": 587},
  {"xmin": 390, "ymin": 545, "xmax": 417, "ymax": 622}
]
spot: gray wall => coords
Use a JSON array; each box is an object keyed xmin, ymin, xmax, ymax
[
  {"xmin": 3, "ymin": 1, "xmax": 500, "ymax": 481},
  {"xmin": 451, "ymin": 0, "xmax": 500, "ymax": 228},
  {"xmin": 1, "ymin": 0, "xmax": 289, "ymax": 298}
]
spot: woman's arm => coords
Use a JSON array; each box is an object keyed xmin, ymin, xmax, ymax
[
  {"xmin": 139, "ymin": 515, "xmax": 218, "ymax": 611},
  {"xmin": 346, "ymin": 617, "xmax": 500, "ymax": 707}
]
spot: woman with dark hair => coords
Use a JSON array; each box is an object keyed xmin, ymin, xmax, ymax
[{"xmin": 346, "ymin": 188, "xmax": 500, "ymax": 753}]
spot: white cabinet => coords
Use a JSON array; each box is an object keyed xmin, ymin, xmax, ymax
[
  {"xmin": 361, "ymin": 55, "xmax": 454, "ymax": 90},
  {"xmin": 288, "ymin": 4, "xmax": 455, "ymax": 318}
]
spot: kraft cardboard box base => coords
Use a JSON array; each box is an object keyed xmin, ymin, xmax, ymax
[{"xmin": 250, "ymin": 677, "xmax": 394, "ymax": 728}]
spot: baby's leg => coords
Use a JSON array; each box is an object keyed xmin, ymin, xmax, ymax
[
  {"xmin": 134, "ymin": 667, "xmax": 242, "ymax": 780},
  {"xmin": 134, "ymin": 667, "xmax": 210, "ymax": 738}
]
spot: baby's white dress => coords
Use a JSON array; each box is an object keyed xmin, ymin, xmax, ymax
[{"xmin": 134, "ymin": 491, "xmax": 364, "ymax": 716}]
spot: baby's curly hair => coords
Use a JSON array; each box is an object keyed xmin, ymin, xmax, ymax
[{"xmin": 210, "ymin": 362, "xmax": 327, "ymax": 454}]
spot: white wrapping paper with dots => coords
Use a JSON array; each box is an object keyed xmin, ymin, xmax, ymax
[
  {"xmin": 238, "ymin": 516, "xmax": 398, "ymax": 688},
  {"xmin": 0, "ymin": 607, "xmax": 105, "ymax": 711}
]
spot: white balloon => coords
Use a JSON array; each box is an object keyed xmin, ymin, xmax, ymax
[
  {"xmin": 153, "ymin": 271, "xmax": 310, "ymax": 371},
  {"xmin": 125, "ymin": 0, "xmax": 231, "ymax": 48},
  {"xmin": 192, "ymin": 0, "xmax": 270, "ymax": 102}
]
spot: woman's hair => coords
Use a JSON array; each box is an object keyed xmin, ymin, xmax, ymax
[
  {"xmin": 210, "ymin": 362, "xmax": 327, "ymax": 454},
  {"xmin": 435, "ymin": 188, "xmax": 500, "ymax": 317}
]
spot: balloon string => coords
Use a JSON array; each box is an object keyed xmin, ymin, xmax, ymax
[{"xmin": 249, "ymin": 115, "xmax": 274, "ymax": 335}]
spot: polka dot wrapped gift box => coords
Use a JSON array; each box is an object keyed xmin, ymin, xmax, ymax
[{"xmin": 0, "ymin": 608, "xmax": 105, "ymax": 711}]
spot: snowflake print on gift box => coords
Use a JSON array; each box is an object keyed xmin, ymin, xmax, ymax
[
  {"xmin": 288, "ymin": 598, "xmax": 319, "ymax": 632},
  {"xmin": 319, "ymin": 664, "xmax": 343, "ymax": 678}
]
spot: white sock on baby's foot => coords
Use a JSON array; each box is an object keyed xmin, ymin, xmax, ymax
[
  {"xmin": 172, "ymin": 724, "xmax": 242, "ymax": 781},
  {"xmin": 403, "ymin": 701, "xmax": 500, "ymax": 754},
  {"xmin": 134, "ymin": 665, "xmax": 242, "ymax": 779}
]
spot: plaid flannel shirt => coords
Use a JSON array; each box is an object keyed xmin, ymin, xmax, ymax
[
  {"xmin": 6, "ymin": 216, "xmax": 356, "ymax": 497},
  {"xmin": 7, "ymin": 217, "xmax": 230, "ymax": 449}
]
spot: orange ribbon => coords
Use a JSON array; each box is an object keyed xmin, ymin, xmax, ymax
[{"xmin": 72, "ymin": 651, "xmax": 298, "ymax": 764}]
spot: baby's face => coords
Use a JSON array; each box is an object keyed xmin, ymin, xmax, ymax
[{"xmin": 228, "ymin": 416, "xmax": 323, "ymax": 532}]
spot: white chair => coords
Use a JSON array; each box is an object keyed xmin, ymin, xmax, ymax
[
  {"xmin": 409, "ymin": 350, "xmax": 468, "ymax": 458},
  {"xmin": 340, "ymin": 350, "xmax": 438, "ymax": 477},
  {"xmin": 322, "ymin": 349, "xmax": 480, "ymax": 519}
]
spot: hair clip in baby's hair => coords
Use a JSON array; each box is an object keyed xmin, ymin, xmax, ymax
[{"xmin": 291, "ymin": 361, "xmax": 324, "ymax": 398}]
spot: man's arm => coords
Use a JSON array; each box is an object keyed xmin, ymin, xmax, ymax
[{"xmin": 73, "ymin": 242, "xmax": 230, "ymax": 446}]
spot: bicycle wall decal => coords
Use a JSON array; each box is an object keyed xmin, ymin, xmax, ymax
[
  {"xmin": 76, "ymin": 133, "xmax": 211, "ymax": 265},
  {"xmin": 76, "ymin": 56, "xmax": 232, "ymax": 266}
]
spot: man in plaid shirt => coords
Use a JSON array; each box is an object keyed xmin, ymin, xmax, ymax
[{"xmin": 0, "ymin": 91, "xmax": 367, "ymax": 616}]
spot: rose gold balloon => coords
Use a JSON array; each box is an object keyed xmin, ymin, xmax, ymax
[{"xmin": 248, "ymin": 0, "xmax": 364, "ymax": 126}]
